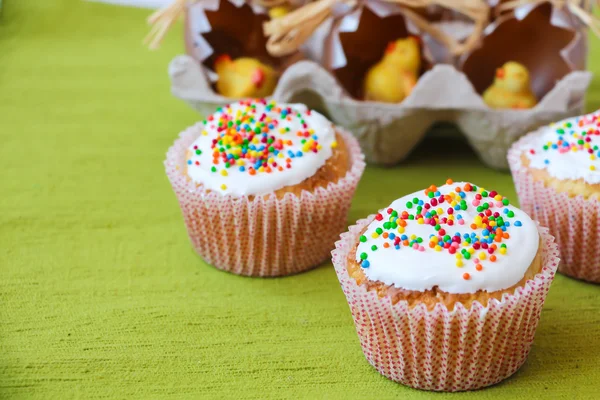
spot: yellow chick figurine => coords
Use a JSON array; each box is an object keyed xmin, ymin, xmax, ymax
[
  {"xmin": 363, "ymin": 37, "xmax": 421, "ymax": 103},
  {"xmin": 483, "ymin": 61, "xmax": 537, "ymax": 109},
  {"xmin": 214, "ymin": 55, "xmax": 278, "ymax": 98}
]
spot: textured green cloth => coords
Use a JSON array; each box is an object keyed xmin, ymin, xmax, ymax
[{"xmin": 2, "ymin": 1, "xmax": 600, "ymax": 398}]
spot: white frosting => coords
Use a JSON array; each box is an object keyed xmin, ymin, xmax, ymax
[
  {"xmin": 355, "ymin": 182, "xmax": 539, "ymax": 294},
  {"xmin": 525, "ymin": 110, "xmax": 600, "ymax": 184},
  {"xmin": 185, "ymin": 100, "xmax": 337, "ymax": 196}
]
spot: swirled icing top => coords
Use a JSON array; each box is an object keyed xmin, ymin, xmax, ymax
[
  {"xmin": 355, "ymin": 181, "xmax": 539, "ymax": 294},
  {"xmin": 185, "ymin": 99, "xmax": 337, "ymax": 196},
  {"xmin": 525, "ymin": 110, "xmax": 600, "ymax": 184}
]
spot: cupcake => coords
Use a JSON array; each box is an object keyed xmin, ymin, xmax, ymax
[
  {"xmin": 165, "ymin": 99, "xmax": 365, "ymax": 276},
  {"xmin": 331, "ymin": 180, "xmax": 559, "ymax": 391},
  {"xmin": 509, "ymin": 110, "xmax": 600, "ymax": 283}
]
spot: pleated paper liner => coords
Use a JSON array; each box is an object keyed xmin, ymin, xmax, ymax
[
  {"xmin": 165, "ymin": 124, "xmax": 365, "ymax": 277},
  {"xmin": 331, "ymin": 215, "xmax": 559, "ymax": 391},
  {"xmin": 508, "ymin": 131, "xmax": 600, "ymax": 283}
]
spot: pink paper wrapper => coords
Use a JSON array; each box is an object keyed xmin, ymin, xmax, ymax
[
  {"xmin": 165, "ymin": 124, "xmax": 365, "ymax": 277},
  {"xmin": 508, "ymin": 132, "xmax": 600, "ymax": 283},
  {"xmin": 331, "ymin": 216, "xmax": 559, "ymax": 392}
]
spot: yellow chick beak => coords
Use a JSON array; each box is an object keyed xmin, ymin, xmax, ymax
[{"xmin": 251, "ymin": 68, "xmax": 265, "ymax": 89}]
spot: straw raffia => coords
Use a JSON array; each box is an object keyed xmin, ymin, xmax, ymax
[
  {"xmin": 144, "ymin": 0, "xmax": 289, "ymax": 50},
  {"xmin": 145, "ymin": 0, "xmax": 599, "ymax": 52},
  {"xmin": 264, "ymin": 0, "xmax": 490, "ymax": 57}
]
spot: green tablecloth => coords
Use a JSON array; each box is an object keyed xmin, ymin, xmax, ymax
[{"xmin": 2, "ymin": 1, "xmax": 600, "ymax": 398}]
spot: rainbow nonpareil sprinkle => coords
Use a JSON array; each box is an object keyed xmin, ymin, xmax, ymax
[
  {"xmin": 529, "ymin": 110, "xmax": 600, "ymax": 172},
  {"xmin": 358, "ymin": 180, "xmax": 523, "ymax": 281},
  {"xmin": 186, "ymin": 99, "xmax": 334, "ymax": 182}
]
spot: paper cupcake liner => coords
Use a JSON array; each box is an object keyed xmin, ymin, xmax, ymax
[
  {"xmin": 331, "ymin": 216, "xmax": 559, "ymax": 392},
  {"xmin": 165, "ymin": 125, "xmax": 365, "ymax": 277},
  {"xmin": 508, "ymin": 133, "xmax": 600, "ymax": 283}
]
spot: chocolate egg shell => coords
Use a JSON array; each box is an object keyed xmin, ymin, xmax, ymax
[
  {"xmin": 183, "ymin": 0, "xmax": 302, "ymax": 75},
  {"xmin": 332, "ymin": 6, "xmax": 431, "ymax": 99},
  {"xmin": 461, "ymin": 3, "xmax": 576, "ymax": 101}
]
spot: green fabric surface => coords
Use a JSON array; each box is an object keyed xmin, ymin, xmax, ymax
[{"xmin": 2, "ymin": 1, "xmax": 600, "ymax": 398}]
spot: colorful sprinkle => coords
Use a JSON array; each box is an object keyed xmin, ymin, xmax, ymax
[
  {"xmin": 529, "ymin": 112, "xmax": 600, "ymax": 172},
  {"xmin": 185, "ymin": 99, "xmax": 330, "ymax": 191},
  {"xmin": 357, "ymin": 180, "xmax": 526, "ymax": 282}
]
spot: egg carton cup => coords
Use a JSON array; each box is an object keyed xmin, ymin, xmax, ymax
[
  {"xmin": 331, "ymin": 215, "xmax": 559, "ymax": 391},
  {"xmin": 165, "ymin": 123, "xmax": 365, "ymax": 277},
  {"xmin": 169, "ymin": 55, "xmax": 591, "ymax": 169},
  {"xmin": 508, "ymin": 131, "xmax": 600, "ymax": 283}
]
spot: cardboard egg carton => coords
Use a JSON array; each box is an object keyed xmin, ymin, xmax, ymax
[{"xmin": 168, "ymin": 0, "xmax": 593, "ymax": 169}]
